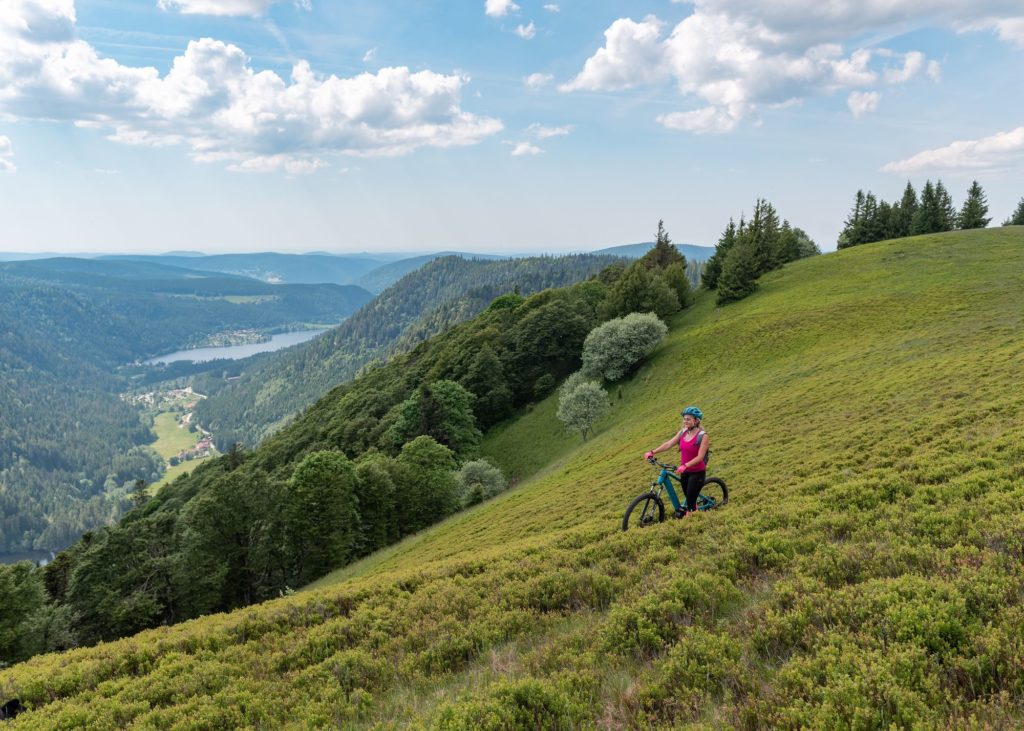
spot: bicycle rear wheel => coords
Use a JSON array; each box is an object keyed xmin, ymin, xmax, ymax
[
  {"xmin": 695, "ymin": 477, "xmax": 728, "ymax": 511},
  {"xmin": 622, "ymin": 492, "xmax": 665, "ymax": 531}
]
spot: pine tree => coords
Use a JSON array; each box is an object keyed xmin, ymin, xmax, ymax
[
  {"xmin": 640, "ymin": 220, "xmax": 685, "ymax": 269},
  {"xmin": 716, "ymin": 241, "xmax": 759, "ymax": 304},
  {"xmin": 702, "ymin": 218, "xmax": 736, "ymax": 289},
  {"xmin": 894, "ymin": 181, "xmax": 918, "ymax": 238},
  {"xmin": 935, "ymin": 180, "xmax": 957, "ymax": 231},
  {"xmin": 838, "ymin": 190, "xmax": 866, "ymax": 249},
  {"xmin": 912, "ymin": 180, "xmax": 941, "ymax": 235},
  {"xmin": 746, "ymin": 198, "xmax": 781, "ymax": 273},
  {"xmin": 130, "ymin": 479, "xmax": 148, "ymax": 508},
  {"xmin": 958, "ymin": 181, "xmax": 991, "ymax": 229},
  {"xmin": 1002, "ymin": 197, "xmax": 1024, "ymax": 226}
]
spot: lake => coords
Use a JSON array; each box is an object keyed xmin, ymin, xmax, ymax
[
  {"xmin": 0, "ymin": 550, "xmax": 55, "ymax": 566},
  {"xmin": 145, "ymin": 329, "xmax": 328, "ymax": 364}
]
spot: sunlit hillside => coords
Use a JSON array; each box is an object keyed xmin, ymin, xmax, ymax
[{"xmin": 3, "ymin": 227, "xmax": 1024, "ymax": 729}]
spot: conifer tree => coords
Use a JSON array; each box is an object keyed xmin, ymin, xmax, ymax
[
  {"xmin": 640, "ymin": 220, "xmax": 685, "ymax": 269},
  {"xmin": 1002, "ymin": 197, "xmax": 1024, "ymax": 226},
  {"xmin": 894, "ymin": 181, "xmax": 918, "ymax": 238},
  {"xmin": 935, "ymin": 180, "xmax": 957, "ymax": 231},
  {"xmin": 958, "ymin": 181, "xmax": 991, "ymax": 229},
  {"xmin": 716, "ymin": 241, "xmax": 759, "ymax": 304},
  {"xmin": 912, "ymin": 180, "xmax": 941, "ymax": 235},
  {"xmin": 838, "ymin": 190, "xmax": 866, "ymax": 249},
  {"xmin": 746, "ymin": 198, "xmax": 781, "ymax": 272},
  {"xmin": 702, "ymin": 218, "xmax": 737, "ymax": 289}
]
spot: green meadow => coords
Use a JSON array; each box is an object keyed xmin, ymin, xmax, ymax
[
  {"xmin": 3, "ymin": 227, "xmax": 1024, "ymax": 728},
  {"xmin": 148, "ymin": 412, "xmax": 214, "ymax": 491}
]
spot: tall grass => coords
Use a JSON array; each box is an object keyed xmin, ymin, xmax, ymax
[{"xmin": 3, "ymin": 228, "xmax": 1024, "ymax": 729}]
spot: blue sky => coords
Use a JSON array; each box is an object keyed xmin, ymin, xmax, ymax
[{"xmin": 1, "ymin": 0, "xmax": 1022, "ymax": 254}]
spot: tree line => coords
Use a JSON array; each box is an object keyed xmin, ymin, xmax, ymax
[
  {"xmin": 700, "ymin": 199, "xmax": 821, "ymax": 304},
  {"xmin": 838, "ymin": 180, "xmax": 1024, "ymax": 249}
]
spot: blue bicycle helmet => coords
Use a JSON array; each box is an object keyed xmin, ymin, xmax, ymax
[{"xmin": 681, "ymin": 406, "xmax": 704, "ymax": 420}]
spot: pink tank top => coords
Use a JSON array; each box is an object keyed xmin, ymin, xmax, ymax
[{"xmin": 679, "ymin": 429, "xmax": 706, "ymax": 473}]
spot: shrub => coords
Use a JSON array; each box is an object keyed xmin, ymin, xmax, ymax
[
  {"xmin": 581, "ymin": 312, "xmax": 668, "ymax": 381},
  {"xmin": 556, "ymin": 380, "xmax": 610, "ymax": 441},
  {"xmin": 456, "ymin": 459, "xmax": 508, "ymax": 507}
]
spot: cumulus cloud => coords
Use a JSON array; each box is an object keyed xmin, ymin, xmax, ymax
[
  {"xmin": 565, "ymin": 2, "xmax": 1021, "ymax": 133},
  {"xmin": 485, "ymin": 0, "xmax": 518, "ymax": 18},
  {"xmin": 847, "ymin": 90, "xmax": 880, "ymax": 117},
  {"xmin": 514, "ymin": 21, "xmax": 536, "ymax": 40},
  {"xmin": 510, "ymin": 141, "xmax": 543, "ymax": 156},
  {"xmin": 0, "ymin": 135, "xmax": 14, "ymax": 172},
  {"xmin": 0, "ymin": 1, "xmax": 502, "ymax": 173},
  {"xmin": 882, "ymin": 126, "xmax": 1024, "ymax": 173},
  {"xmin": 158, "ymin": 0, "xmax": 280, "ymax": 17},
  {"xmin": 560, "ymin": 16, "xmax": 667, "ymax": 92},
  {"xmin": 524, "ymin": 72, "xmax": 553, "ymax": 89}
]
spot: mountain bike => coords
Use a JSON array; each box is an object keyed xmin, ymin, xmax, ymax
[{"xmin": 621, "ymin": 457, "xmax": 728, "ymax": 531}]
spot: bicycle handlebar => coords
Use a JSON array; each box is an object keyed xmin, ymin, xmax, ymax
[{"xmin": 647, "ymin": 456, "xmax": 677, "ymax": 471}]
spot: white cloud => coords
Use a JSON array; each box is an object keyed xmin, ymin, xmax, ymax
[
  {"xmin": 510, "ymin": 141, "xmax": 543, "ymax": 156},
  {"xmin": 657, "ymin": 106, "xmax": 740, "ymax": 134},
  {"xmin": 515, "ymin": 21, "xmax": 536, "ymax": 40},
  {"xmin": 560, "ymin": 16, "xmax": 667, "ymax": 92},
  {"xmin": 527, "ymin": 123, "xmax": 572, "ymax": 139},
  {"xmin": 524, "ymin": 72, "xmax": 553, "ymax": 89},
  {"xmin": 882, "ymin": 126, "xmax": 1024, "ymax": 174},
  {"xmin": 565, "ymin": 2, "xmax": 1022, "ymax": 132},
  {"xmin": 847, "ymin": 90, "xmax": 880, "ymax": 117},
  {"xmin": 543, "ymin": 4, "xmax": 560, "ymax": 12},
  {"xmin": 0, "ymin": 1, "xmax": 503, "ymax": 173},
  {"xmin": 157, "ymin": 0, "xmax": 280, "ymax": 17},
  {"xmin": 485, "ymin": 0, "xmax": 519, "ymax": 18},
  {"xmin": 0, "ymin": 135, "xmax": 14, "ymax": 172},
  {"xmin": 362, "ymin": 47, "xmax": 376, "ymax": 63}
]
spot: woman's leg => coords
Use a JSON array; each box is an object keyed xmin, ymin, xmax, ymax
[{"xmin": 684, "ymin": 471, "xmax": 706, "ymax": 512}]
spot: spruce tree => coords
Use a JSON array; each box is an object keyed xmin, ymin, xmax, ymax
[
  {"xmin": 912, "ymin": 180, "xmax": 941, "ymax": 235},
  {"xmin": 747, "ymin": 198, "xmax": 781, "ymax": 273},
  {"xmin": 702, "ymin": 218, "xmax": 736, "ymax": 289},
  {"xmin": 640, "ymin": 220, "xmax": 685, "ymax": 269},
  {"xmin": 716, "ymin": 241, "xmax": 759, "ymax": 304},
  {"xmin": 1002, "ymin": 197, "xmax": 1024, "ymax": 226},
  {"xmin": 958, "ymin": 180, "xmax": 991, "ymax": 229},
  {"xmin": 935, "ymin": 180, "xmax": 957, "ymax": 231},
  {"xmin": 838, "ymin": 190, "xmax": 866, "ymax": 249},
  {"xmin": 894, "ymin": 181, "xmax": 918, "ymax": 238}
]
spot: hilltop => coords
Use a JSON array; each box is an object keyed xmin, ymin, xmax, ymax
[{"xmin": 3, "ymin": 228, "xmax": 1024, "ymax": 728}]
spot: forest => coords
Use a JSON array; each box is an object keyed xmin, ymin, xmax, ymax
[{"xmin": 0, "ymin": 260, "xmax": 371, "ymax": 554}]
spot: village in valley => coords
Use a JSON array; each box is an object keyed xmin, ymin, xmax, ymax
[{"xmin": 124, "ymin": 386, "xmax": 218, "ymax": 485}]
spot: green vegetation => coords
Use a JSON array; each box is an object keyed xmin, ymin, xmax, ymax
[
  {"xmin": 194, "ymin": 254, "xmax": 624, "ymax": 448},
  {"xmin": 4, "ymin": 228, "xmax": 1024, "ymax": 729}
]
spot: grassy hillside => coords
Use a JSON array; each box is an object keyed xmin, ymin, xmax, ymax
[{"xmin": 4, "ymin": 228, "xmax": 1024, "ymax": 728}]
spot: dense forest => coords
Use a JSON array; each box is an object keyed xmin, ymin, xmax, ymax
[
  {"xmin": 0, "ymin": 261, "xmax": 371, "ymax": 554},
  {"xmin": 0, "ymin": 240, "xmax": 702, "ymax": 662},
  {"xmin": 194, "ymin": 254, "xmax": 624, "ymax": 448}
]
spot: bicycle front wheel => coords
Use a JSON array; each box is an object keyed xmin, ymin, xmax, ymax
[
  {"xmin": 696, "ymin": 477, "xmax": 728, "ymax": 511},
  {"xmin": 622, "ymin": 492, "xmax": 665, "ymax": 531}
]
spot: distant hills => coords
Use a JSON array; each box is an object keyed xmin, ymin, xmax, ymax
[{"xmin": 593, "ymin": 241, "xmax": 714, "ymax": 261}]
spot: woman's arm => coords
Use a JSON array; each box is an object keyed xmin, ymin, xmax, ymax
[{"xmin": 648, "ymin": 431, "xmax": 682, "ymax": 456}]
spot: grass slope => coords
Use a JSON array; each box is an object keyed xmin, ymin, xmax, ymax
[{"xmin": 4, "ymin": 228, "xmax": 1024, "ymax": 729}]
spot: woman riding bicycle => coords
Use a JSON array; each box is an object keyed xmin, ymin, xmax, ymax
[{"xmin": 644, "ymin": 406, "xmax": 709, "ymax": 518}]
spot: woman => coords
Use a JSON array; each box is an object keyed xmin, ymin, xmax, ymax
[{"xmin": 644, "ymin": 406, "xmax": 709, "ymax": 517}]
